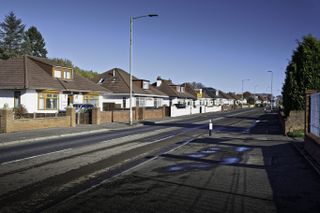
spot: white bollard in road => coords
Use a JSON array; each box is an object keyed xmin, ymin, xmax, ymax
[{"xmin": 209, "ymin": 119, "xmax": 213, "ymax": 136}]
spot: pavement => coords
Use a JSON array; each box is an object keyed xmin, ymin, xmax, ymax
[
  {"xmin": 0, "ymin": 110, "xmax": 236, "ymax": 146},
  {"xmin": 0, "ymin": 122, "xmax": 142, "ymax": 146},
  {"xmin": 51, "ymin": 112, "xmax": 320, "ymax": 213}
]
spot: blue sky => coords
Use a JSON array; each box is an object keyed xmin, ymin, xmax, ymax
[{"xmin": 1, "ymin": 0, "xmax": 320, "ymax": 95}]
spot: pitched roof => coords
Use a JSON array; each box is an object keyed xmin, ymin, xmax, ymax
[
  {"xmin": 97, "ymin": 68, "xmax": 168, "ymax": 97},
  {"xmin": 203, "ymin": 87, "xmax": 224, "ymax": 99},
  {"xmin": 228, "ymin": 92, "xmax": 241, "ymax": 100},
  {"xmin": 0, "ymin": 56, "xmax": 108, "ymax": 93},
  {"xmin": 153, "ymin": 78, "xmax": 196, "ymax": 99},
  {"xmin": 219, "ymin": 91, "xmax": 234, "ymax": 100},
  {"xmin": 183, "ymin": 83, "xmax": 211, "ymax": 99}
]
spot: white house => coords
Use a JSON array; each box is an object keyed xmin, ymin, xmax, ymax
[
  {"xmin": 153, "ymin": 77, "xmax": 197, "ymax": 117},
  {"xmin": 96, "ymin": 68, "xmax": 169, "ymax": 110},
  {"xmin": 0, "ymin": 56, "xmax": 108, "ymax": 113}
]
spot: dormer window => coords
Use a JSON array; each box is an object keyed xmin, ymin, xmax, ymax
[
  {"xmin": 53, "ymin": 67, "xmax": 73, "ymax": 80},
  {"xmin": 64, "ymin": 70, "xmax": 71, "ymax": 79},
  {"xmin": 176, "ymin": 86, "xmax": 184, "ymax": 93},
  {"xmin": 54, "ymin": 70, "xmax": 62, "ymax": 78},
  {"xmin": 142, "ymin": 81, "xmax": 149, "ymax": 90}
]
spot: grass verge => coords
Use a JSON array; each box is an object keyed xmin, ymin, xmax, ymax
[{"xmin": 287, "ymin": 130, "xmax": 304, "ymax": 138}]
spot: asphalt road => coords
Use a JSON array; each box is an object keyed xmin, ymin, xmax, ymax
[
  {"xmin": 0, "ymin": 109, "xmax": 251, "ymax": 164},
  {"xmin": 1, "ymin": 108, "xmax": 319, "ymax": 212}
]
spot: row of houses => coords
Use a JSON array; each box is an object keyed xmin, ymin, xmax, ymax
[{"xmin": 0, "ymin": 55, "xmax": 269, "ymax": 118}]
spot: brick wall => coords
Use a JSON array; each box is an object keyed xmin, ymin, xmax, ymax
[
  {"xmin": 305, "ymin": 134, "xmax": 320, "ymax": 165},
  {"xmin": 0, "ymin": 108, "xmax": 74, "ymax": 133},
  {"xmin": 142, "ymin": 108, "xmax": 165, "ymax": 120},
  {"xmin": 304, "ymin": 90, "xmax": 320, "ymax": 165},
  {"xmin": 112, "ymin": 110, "xmax": 135, "ymax": 123},
  {"xmin": 100, "ymin": 111, "xmax": 112, "ymax": 124},
  {"xmin": 8, "ymin": 117, "xmax": 70, "ymax": 133}
]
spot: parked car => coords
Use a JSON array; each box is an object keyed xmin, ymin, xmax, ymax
[
  {"xmin": 73, "ymin": 104, "xmax": 94, "ymax": 112},
  {"xmin": 59, "ymin": 103, "xmax": 94, "ymax": 113}
]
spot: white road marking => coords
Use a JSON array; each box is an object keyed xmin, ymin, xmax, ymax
[
  {"xmin": 149, "ymin": 135, "xmax": 175, "ymax": 143},
  {"xmin": 1, "ymin": 148, "xmax": 73, "ymax": 165}
]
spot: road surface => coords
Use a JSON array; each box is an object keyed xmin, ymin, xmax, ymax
[{"xmin": 1, "ymin": 108, "xmax": 320, "ymax": 212}]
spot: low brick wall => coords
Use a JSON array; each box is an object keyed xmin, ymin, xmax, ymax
[
  {"xmin": 222, "ymin": 105, "xmax": 233, "ymax": 111},
  {"xmin": 8, "ymin": 117, "xmax": 70, "ymax": 133},
  {"xmin": 113, "ymin": 110, "xmax": 136, "ymax": 123},
  {"xmin": 142, "ymin": 108, "xmax": 164, "ymax": 120},
  {"xmin": 100, "ymin": 111, "xmax": 112, "ymax": 124},
  {"xmin": 0, "ymin": 108, "xmax": 75, "ymax": 133},
  {"xmin": 305, "ymin": 133, "xmax": 320, "ymax": 165}
]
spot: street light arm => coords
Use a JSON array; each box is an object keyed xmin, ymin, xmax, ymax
[{"xmin": 132, "ymin": 14, "xmax": 159, "ymax": 20}]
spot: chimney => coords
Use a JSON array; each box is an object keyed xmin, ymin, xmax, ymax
[{"xmin": 215, "ymin": 90, "xmax": 219, "ymax": 96}]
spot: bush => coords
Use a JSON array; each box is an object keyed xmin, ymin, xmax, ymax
[{"xmin": 13, "ymin": 105, "xmax": 28, "ymax": 119}]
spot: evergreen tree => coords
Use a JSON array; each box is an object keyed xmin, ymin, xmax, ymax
[
  {"xmin": 25, "ymin": 26, "xmax": 47, "ymax": 58},
  {"xmin": 282, "ymin": 35, "xmax": 320, "ymax": 116},
  {"xmin": 0, "ymin": 12, "xmax": 25, "ymax": 59}
]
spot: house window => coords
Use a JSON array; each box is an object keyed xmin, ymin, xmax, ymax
[
  {"xmin": 64, "ymin": 70, "xmax": 71, "ymax": 79},
  {"xmin": 180, "ymin": 86, "xmax": 185, "ymax": 93},
  {"xmin": 53, "ymin": 68, "xmax": 73, "ymax": 79},
  {"xmin": 54, "ymin": 70, "xmax": 62, "ymax": 78},
  {"xmin": 38, "ymin": 93, "xmax": 58, "ymax": 110},
  {"xmin": 136, "ymin": 97, "xmax": 146, "ymax": 107},
  {"xmin": 154, "ymin": 98, "xmax": 162, "ymax": 108},
  {"xmin": 84, "ymin": 95, "xmax": 99, "ymax": 106},
  {"xmin": 142, "ymin": 81, "xmax": 149, "ymax": 90}
]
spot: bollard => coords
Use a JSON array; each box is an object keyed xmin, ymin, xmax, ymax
[{"xmin": 209, "ymin": 119, "xmax": 213, "ymax": 136}]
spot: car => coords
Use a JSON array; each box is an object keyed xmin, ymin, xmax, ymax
[
  {"xmin": 73, "ymin": 103, "xmax": 94, "ymax": 112},
  {"xmin": 59, "ymin": 103, "xmax": 94, "ymax": 113},
  {"xmin": 264, "ymin": 105, "xmax": 272, "ymax": 113}
]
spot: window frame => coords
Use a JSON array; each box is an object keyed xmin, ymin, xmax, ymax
[
  {"xmin": 83, "ymin": 94, "xmax": 99, "ymax": 106},
  {"xmin": 38, "ymin": 92, "xmax": 59, "ymax": 110},
  {"xmin": 52, "ymin": 67, "xmax": 73, "ymax": 80}
]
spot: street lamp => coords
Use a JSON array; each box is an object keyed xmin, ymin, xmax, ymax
[
  {"xmin": 129, "ymin": 14, "xmax": 158, "ymax": 125},
  {"xmin": 267, "ymin": 71, "xmax": 273, "ymax": 110},
  {"xmin": 241, "ymin": 78, "xmax": 250, "ymax": 107},
  {"xmin": 254, "ymin": 84, "xmax": 258, "ymax": 104}
]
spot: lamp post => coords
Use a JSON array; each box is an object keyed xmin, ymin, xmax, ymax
[
  {"xmin": 241, "ymin": 78, "xmax": 250, "ymax": 107},
  {"xmin": 129, "ymin": 14, "xmax": 158, "ymax": 125},
  {"xmin": 267, "ymin": 71, "xmax": 273, "ymax": 110},
  {"xmin": 254, "ymin": 85, "xmax": 258, "ymax": 105}
]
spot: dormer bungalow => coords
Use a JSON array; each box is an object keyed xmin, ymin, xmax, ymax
[
  {"xmin": 153, "ymin": 77, "xmax": 196, "ymax": 117},
  {"xmin": 203, "ymin": 87, "xmax": 227, "ymax": 106},
  {"xmin": 0, "ymin": 56, "xmax": 108, "ymax": 113},
  {"xmin": 96, "ymin": 68, "xmax": 169, "ymax": 110},
  {"xmin": 153, "ymin": 77, "xmax": 195, "ymax": 107}
]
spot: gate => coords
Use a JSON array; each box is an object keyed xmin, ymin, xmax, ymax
[
  {"xmin": 76, "ymin": 109, "xmax": 92, "ymax": 124},
  {"xmin": 138, "ymin": 108, "xmax": 144, "ymax": 120},
  {"xmin": 165, "ymin": 106, "xmax": 171, "ymax": 117}
]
